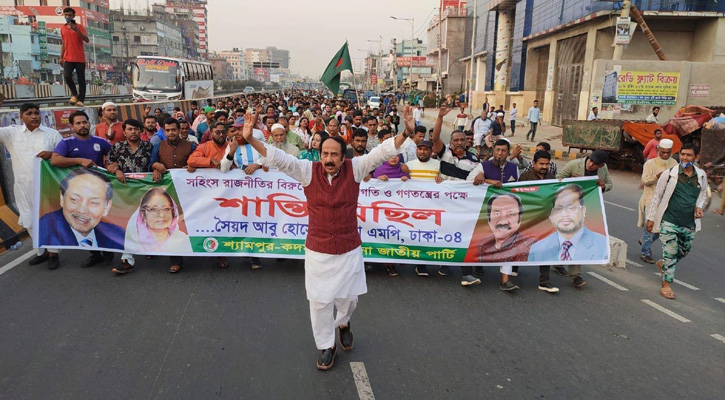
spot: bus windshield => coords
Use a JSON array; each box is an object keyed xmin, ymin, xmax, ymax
[{"xmin": 134, "ymin": 58, "xmax": 181, "ymax": 92}]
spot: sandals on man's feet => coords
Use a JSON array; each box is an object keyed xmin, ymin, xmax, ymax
[
  {"xmin": 169, "ymin": 265, "xmax": 182, "ymax": 273},
  {"xmin": 660, "ymin": 287, "xmax": 675, "ymax": 299},
  {"xmin": 218, "ymin": 258, "xmax": 230, "ymax": 269}
]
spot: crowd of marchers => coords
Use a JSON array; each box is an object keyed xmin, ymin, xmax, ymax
[{"xmin": 0, "ymin": 90, "xmax": 710, "ymax": 300}]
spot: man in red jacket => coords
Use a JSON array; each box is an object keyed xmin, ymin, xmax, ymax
[
  {"xmin": 243, "ymin": 106, "xmax": 414, "ymax": 371},
  {"xmin": 60, "ymin": 7, "xmax": 89, "ymax": 106}
]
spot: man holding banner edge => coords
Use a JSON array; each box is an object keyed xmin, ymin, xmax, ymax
[{"xmin": 242, "ymin": 105, "xmax": 414, "ymax": 371}]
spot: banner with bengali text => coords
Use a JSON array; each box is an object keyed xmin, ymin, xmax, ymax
[{"xmin": 33, "ymin": 160, "xmax": 610, "ymax": 266}]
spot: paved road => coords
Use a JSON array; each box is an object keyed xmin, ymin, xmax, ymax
[{"xmin": 1, "ymin": 170, "xmax": 724, "ymax": 400}]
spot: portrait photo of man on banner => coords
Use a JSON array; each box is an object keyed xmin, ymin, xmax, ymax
[{"xmin": 464, "ymin": 177, "xmax": 610, "ymax": 265}]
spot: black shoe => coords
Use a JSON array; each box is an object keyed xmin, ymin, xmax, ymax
[
  {"xmin": 438, "ymin": 266, "xmax": 450, "ymax": 276},
  {"xmin": 112, "ymin": 259, "xmax": 134, "ymax": 275},
  {"xmin": 538, "ymin": 282, "xmax": 559, "ymax": 293},
  {"xmin": 572, "ymin": 276, "xmax": 587, "ymax": 288},
  {"xmin": 640, "ymin": 255, "xmax": 655, "ymax": 264},
  {"xmin": 554, "ymin": 266, "xmax": 568, "ymax": 277},
  {"xmin": 387, "ymin": 265, "xmax": 399, "ymax": 277},
  {"xmin": 500, "ymin": 280, "xmax": 520, "ymax": 291},
  {"xmin": 47, "ymin": 254, "xmax": 59, "ymax": 270},
  {"xmin": 28, "ymin": 251, "xmax": 49, "ymax": 265},
  {"xmin": 473, "ymin": 266, "xmax": 485, "ymax": 277},
  {"xmin": 81, "ymin": 253, "xmax": 104, "ymax": 268},
  {"xmin": 415, "ymin": 265, "xmax": 429, "ymax": 276},
  {"xmin": 338, "ymin": 323, "xmax": 354, "ymax": 351},
  {"xmin": 316, "ymin": 346, "xmax": 337, "ymax": 371}
]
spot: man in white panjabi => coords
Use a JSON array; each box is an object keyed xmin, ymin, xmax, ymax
[
  {"xmin": 0, "ymin": 103, "xmax": 62, "ymax": 269},
  {"xmin": 243, "ymin": 106, "xmax": 415, "ymax": 371}
]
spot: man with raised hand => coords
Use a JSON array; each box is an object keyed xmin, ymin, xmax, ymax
[{"xmin": 242, "ymin": 105, "xmax": 414, "ymax": 371}]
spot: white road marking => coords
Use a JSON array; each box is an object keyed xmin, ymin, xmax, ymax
[
  {"xmin": 626, "ymin": 259, "xmax": 644, "ymax": 268},
  {"xmin": 711, "ymin": 334, "xmax": 725, "ymax": 345},
  {"xmin": 641, "ymin": 299, "xmax": 691, "ymax": 323},
  {"xmin": 715, "ymin": 298, "xmax": 725, "ymax": 304},
  {"xmin": 604, "ymin": 201, "xmax": 636, "ymax": 212},
  {"xmin": 350, "ymin": 362, "xmax": 376, "ymax": 400},
  {"xmin": 651, "ymin": 273, "xmax": 700, "ymax": 290},
  {"xmin": 587, "ymin": 272, "xmax": 629, "ymax": 291},
  {"xmin": 0, "ymin": 250, "xmax": 34, "ymax": 277}
]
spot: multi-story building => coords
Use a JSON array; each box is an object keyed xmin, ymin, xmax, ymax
[
  {"xmin": 427, "ymin": 3, "xmax": 468, "ymax": 95},
  {"xmin": 266, "ymin": 46, "xmax": 289, "ymax": 69},
  {"xmin": 395, "ymin": 39, "xmax": 433, "ymax": 89},
  {"xmin": 219, "ymin": 48, "xmax": 246, "ymax": 80},
  {"xmin": 209, "ymin": 54, "xmax": 232, "ymax": 81},
  {"xmin": 463, "ymin": 0, "xmax": 725, "ymax": 125},
  {"xmin": 0, "ymin": 0, "xmax": 114, "ymax": 79},
  {"xmin": 243, "ymin": 47, "xmax": 290, "ymax": 82},
  {"xmin": 110, "ymin": 6, "xmax": 185, "ymax": 78},
  {"xmin": 165, "ymin": 7, "xmax": 200, "ymax": 60},
  {"xmin": 164, "ymin": 0, "xmax": 208, "ymax": 60}
]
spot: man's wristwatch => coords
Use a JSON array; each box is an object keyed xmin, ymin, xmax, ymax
[{"xmin": 226, "ymin": 154, "xmax": 234, "ymax": 161}]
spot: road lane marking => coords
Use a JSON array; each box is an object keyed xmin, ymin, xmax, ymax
[
  {"xmin": 350, "ymin": 362, "xmax": 375, "ymax": 400},
  {"xmin": 711, "ymin": 334, "xmax": 725, "ymax": 345},
  {"xmin": 0, "ymin": 249, "xmax": 34, "ymax": 277},
  {"xmin": 604, "ymin": 201, "xmax": 636, "ymax": 212},
  {"xmin": 715, "ymin": 298, "xmax": 725, "ymax": 304},
  {"xmin": 651, "ymin": 273, "xmax": 700, "ymax": 290},
  {"xmin": 641, "ymin": 299, "xmax": 691, "ymax": 323},
  {"xmin": 587, "ymin": 272, "xmax": 629, "ymax": 291},
  {"xmin": 626, "ymin": 259, "xmax": 644, "ymax": 268}
]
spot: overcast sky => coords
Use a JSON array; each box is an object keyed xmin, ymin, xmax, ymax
[{"xmin": 206, "ymin": 0, "xmax": 439, "ymax": 78}]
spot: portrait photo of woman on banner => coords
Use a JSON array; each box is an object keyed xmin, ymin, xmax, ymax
[{"xmin": 125, "ymin": 187, "xmax": 191, "ymax": 253}]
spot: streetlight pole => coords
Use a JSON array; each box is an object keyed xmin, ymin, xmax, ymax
[
  {"xmin": 367, "ymin": 38, "xmax": 383, "ymax": 95},
  {"xmin": 390, "ymin": 16, "xmax": 414, "ymax": 97}
]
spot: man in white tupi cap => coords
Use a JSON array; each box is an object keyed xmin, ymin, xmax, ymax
[
  {"xmin": 638, "ymin": 138, "xmax": 677, "ymax": 264},
  {"xmin": 268, "ymin": 123, "xmax": 300, "ymax": 157},
  {"xmin": 92, "ymin": 101, "xmax": 124, "ymax": 144}
]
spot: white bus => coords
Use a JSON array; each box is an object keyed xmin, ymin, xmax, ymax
[{"xmin": 130, "ymin": 56, "xmax": 214, "ymax": 102}]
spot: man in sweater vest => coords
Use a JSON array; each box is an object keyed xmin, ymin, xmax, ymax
[{"xmin": 243, "ymin": 106, "xmax": 414, "ymax": 371}]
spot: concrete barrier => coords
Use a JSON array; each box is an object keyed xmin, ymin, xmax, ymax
[
  {"xmin": 16, "ymin": 85, "xmax": 36, "ymax": 99},
  {"xmin": 608, "ymin": 236, "xmax": 627, "ymax": 269},
  {"xmin": 50, "ymin": 85, "xmax": 67, "ymax": 97}
]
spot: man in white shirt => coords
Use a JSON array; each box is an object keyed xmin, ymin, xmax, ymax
[
  {"xmin": 473, "ymin": 111, "xmax": 493, "ymax": 156},
  {"xmin": 526, "ymin": 99, "xmax": 541, "ymax": 141},
  {"xmin": 587, "ymin": 107, "xmax": 600, "ymax": 121},
  {"xmin": 646, "ymin": 106, "xmax": 660, "ymax": 124},
  {"xmin": 509, "ymin": 103, "xmax": 518, "ymax": 136},
  {"xmin": 401, "ymin": 125, "xmax": 426, "ymax": 163},
  {"xmin": 243, "ymin": 106, "xmax": 414, "ymax": 371},
  {"xmin": 413, "ymin": 104, "xmax": 423, "ymax": 126},
  {"xmin": 0, "ymin": 103, "xmax": 63, "ymax": 269}
]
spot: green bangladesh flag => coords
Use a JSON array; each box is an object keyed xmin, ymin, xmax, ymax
[{"xmin": 320, "ymin": 42, "xmax": 353, "ymax": 95}]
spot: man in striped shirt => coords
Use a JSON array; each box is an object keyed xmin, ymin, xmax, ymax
[
  {"xmin": 405, "ymin": 140, "xmax": 442, "ymax": 277},
  {"xmin": 405, "ymin": 140, "xmax": 442, "ymax": 181}
]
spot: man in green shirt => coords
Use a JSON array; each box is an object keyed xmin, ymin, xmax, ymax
[{"xmin": 646, "ymin": 143, "xmax": 707, "ymax": 299}]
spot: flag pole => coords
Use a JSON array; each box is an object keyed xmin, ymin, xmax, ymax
[{"xmin": 346, "ymin": 40, "xmax": 362, "ymax": 109}]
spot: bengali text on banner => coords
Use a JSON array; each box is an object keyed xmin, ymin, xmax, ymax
[{"xmin": 33, "ymin": 159, "xmax": 610, "ymax": 266}]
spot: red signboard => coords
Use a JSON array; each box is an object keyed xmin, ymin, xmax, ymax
[
  {"xmin": 396, "ymin": 56, "xmax": 428, "ymax": 67},
  {"xmin": 371, "ymin": 74, "xmax": 378, "ymax": 84},
  {"xmin": 53, "ymin": 110, "xmax": 75, "ymax": 137}
]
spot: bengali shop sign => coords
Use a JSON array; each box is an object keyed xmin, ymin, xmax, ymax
[
  {"xmin": 33, "ymin": 160, "xmax": 610, "ymax": 266},
  {"xmin": 616, "ymin": 70, "xmax": 680, "ymax": 105}
]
